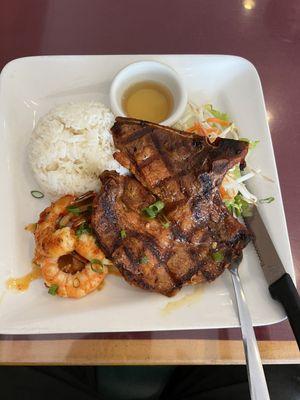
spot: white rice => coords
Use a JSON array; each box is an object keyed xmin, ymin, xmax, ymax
[{"xmin": 28, "ymin": 101, "xmax": 127, "ymax": 198}]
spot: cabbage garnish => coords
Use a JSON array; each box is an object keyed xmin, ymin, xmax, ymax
[
  {"xmin": 174, "ymin": 103, "xmax": 274, "ymax": 217},
  {"xmin": 204, "ymin": 104, "xmax": 229, "ymax": 121},
  {"xmin": 224, "ymin": 194, "xmax": 253, "ymax": 217}
]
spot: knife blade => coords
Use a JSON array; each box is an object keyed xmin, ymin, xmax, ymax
[{"xmin": 244, "ymin": 206, "xmax": 300, "ymax": 348}]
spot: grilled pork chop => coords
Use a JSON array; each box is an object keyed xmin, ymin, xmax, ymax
[
  {"xmin": 112, "ymin": 117, "xmax": 248, "ymax": 204},
  {"xmin": 92, "ymin": 118, "xmax": 251, "ymax": 296}
]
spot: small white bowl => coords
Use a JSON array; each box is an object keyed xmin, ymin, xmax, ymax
[{"xmin": 109, "ymin": 61, "xmax": 187, "ymax": 126}]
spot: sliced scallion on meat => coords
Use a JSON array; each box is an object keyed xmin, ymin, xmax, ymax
[
  {"xmin": 212, "ymin": 251, "xmax": 224, "ymax": 262},
  {"xmin": 48, "ymin": 284, "xmax": 58, "ymax": 295},
  {"xmin": 143, "ymin": 207, "xmax": 156, "ymax": 218},
  {"xmin": 76, "ymin": 223, "xmax": 92, "ymax": 236},
  {"xmin": 139, "ymin": 255, "xmax": 148, "ymax": 264},
  {"xmin": 31, "ymin": 190, "xmax": 44, "ymax": 199},
  {"xmin": 142, "ymin": 200, "xmax": 165, "ymax": 219},
  {"xmin": 120, "ymin": 229, "xmax": 126, "ymax": 239},
  {"xmin": 67, "ymin": 205, "xmax": 82, "ymax": 215},
  {"xmin": 159, "ymin": 214, "xmax": 170, "ymax": 229}
]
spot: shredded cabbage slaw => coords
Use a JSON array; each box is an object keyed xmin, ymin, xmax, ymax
[{"xmin": 173, "ymin": 102, "xmax": 274, "ymax": 217}]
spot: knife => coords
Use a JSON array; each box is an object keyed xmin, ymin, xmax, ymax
[{"xmin": 244, "ymin": 206, "xmax": 300, "ymax": 348}]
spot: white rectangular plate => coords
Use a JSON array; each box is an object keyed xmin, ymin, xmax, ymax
[{"xmin": 0, "ymin": 55, "xmax": 295, "ymax": 334}]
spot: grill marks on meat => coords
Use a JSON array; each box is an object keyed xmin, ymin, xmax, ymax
[
  {"xmin": 112, "ymin": 117, "xmax": 248, "ymax": 204},
  {"xmin": 92, "ymin": 117, "xmax": 252, "ymax": 296},
  {"xmin": 92, "ymin": 170, "xmax": 156, "ymax": 256},
  {"xmin": 92, "ymin": 172, "xmax": 177, "ymax": 295}
]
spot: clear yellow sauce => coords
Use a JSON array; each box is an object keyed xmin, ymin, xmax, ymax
[
  {"xmin": 161, "ymin": 285, "xmax": 204, "ymax": 316},
  {"xmin": 122, "ymin": 81, "xmax": 173, "ymax": 123},
  {"xmin": 6, "ymin": 263, "xmax": 42, "ymax": 292},
  {"xmin": 5, "ymin": 261, "xmax": 120, "ymax": 294},
  {"xmin": 108, "ymin": 264, "xmax": 121, "ymax": 277}
]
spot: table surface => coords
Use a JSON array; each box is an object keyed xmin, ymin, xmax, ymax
[{"xmin": 0, "ymin": 0, "xmax": 299, "ymax": 365}]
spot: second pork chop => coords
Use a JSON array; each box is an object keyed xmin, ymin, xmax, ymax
[{"xmin": 92, "ymin": 171, "xmax": 250, "ymax": 296}]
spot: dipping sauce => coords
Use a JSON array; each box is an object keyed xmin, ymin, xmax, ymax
[
  {"xmin": 161, "ymin": 285, "xmax": 204, "ymax": 316},
  {"xmin": 108, "ymin": 264, "xmax": 122, "ymax": 277},
  {"xmin": 6, "ymin": 263, "xmax": 41, "ymax": 292},
  {"xmin": 122, "ymin": 81, "xmax": 173, "ymax": 123}
]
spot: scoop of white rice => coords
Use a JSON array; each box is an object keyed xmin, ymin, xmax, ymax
[{"xmin": 28, "ymin": 101, "xmax": 127, "ymax": 198}]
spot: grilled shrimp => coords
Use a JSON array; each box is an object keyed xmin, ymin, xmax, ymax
[
  {"xmin": 75, "ymin": 233, "xmax": 105, "ymax": 261},
  {"xmin": 32, "ymin": 192, "xmax": 108, "ymax": 298},
  {"xmin": 40, "ymin": 252, "xmax": 107, "ymax": 298},
  {"xmin": 34, "ymin": 195, "xmax": 77, "ymax": 257}
]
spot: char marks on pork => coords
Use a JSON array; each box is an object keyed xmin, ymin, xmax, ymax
[{"xmin": 92, "ymin": 117, "xmax": 251, "ymax": 296}]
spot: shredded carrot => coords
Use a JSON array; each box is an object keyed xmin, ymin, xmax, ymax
[
  {"xmin": 186, "ymin": 122, "xmax": 208, "ymax": 136},
  {"xmin": 205, "ymin": 127, "xmax": 222, "ymax": 135},
  {"xmin": 219, "ymin": 185, "xmax": 231, "ymax": 200},
  {"xmin": 206, "ymin": 117, "xmax": 231, "ymax": 127},
  {"xmin": 186, "ymin": 122, "xmax": 223, "ymax": 137}
]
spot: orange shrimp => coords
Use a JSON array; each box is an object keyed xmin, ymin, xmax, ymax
[{"xmin": 31, "ymin": 193, "xmax": 108, "ymax": 298}]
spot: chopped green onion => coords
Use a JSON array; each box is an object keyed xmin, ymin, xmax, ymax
[
  {"xmin": 67, "ymin": 205, "xmax": 82, "ymax": 215},
  {"xmin": 91, "ymin": 264, "xmax": 103, "ymax": 273},
  {"xmin": 212, "ymin": 251, "xmax": 224, "ymax": 262},
  {"xmin": 91, "ymin": 258, "xmax": 111, "ymax": 267},
  {"xmin": 90, "ymin": 259, "xmax": 104, "ymax": 273},
  {"xmin": 142, "ymin": 200, "xmax": 165, "ymax": 219},
  {"xmin": 152, "ymin": 200, "xmax": 164, "ymax": 212},
  {"xmin": 76, "ymin": 223, "xmax": 92, "ymax": 236},
  {"xmin": 259, "ymin": 197, "xmax": 275, "ymax": 204},
  {"xmin": 48, "ymin": 284, "xmax": 58, "ymax": 295},
  {"xmin": 120, "ymin": 229, "xmax": 126, "ymax": 239},
  {"xmin": 158, "ymin": 213, "xmax": 170, "ymax": 229},
  {"xmin": 139, "ymin": 255, "xmax": 148, "ymax": 264},
  {"xmin": 90, "ymin": 259, "xmax": 102, "ymax": 265},
  {"xmin": 31, "ymin": 190, "xmax": 44, "ymax": 199},
  {"xmin": 143, "ymin": 207, "xmax": 156, "ymax": 218}
]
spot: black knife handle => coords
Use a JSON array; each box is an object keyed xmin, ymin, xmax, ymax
[{"xmin": 269, "ymin": 273, "xmax": 300, "ymax": 349}]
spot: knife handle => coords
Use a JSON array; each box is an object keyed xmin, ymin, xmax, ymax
[{"xmin": 269, "ymin": 273, "xmax": 300, "ymax": 349}]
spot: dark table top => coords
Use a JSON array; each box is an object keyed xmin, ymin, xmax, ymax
[{"xmin": 0, "ymin": 0, "xmax": 299, "ymax": 364}]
